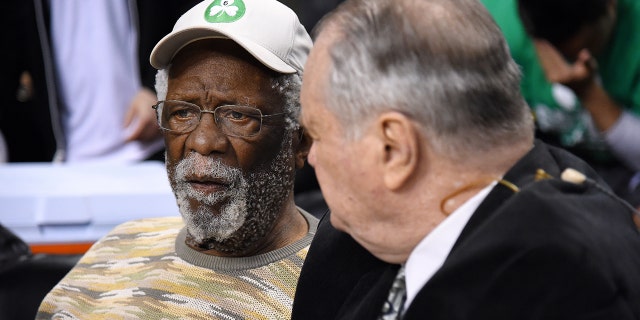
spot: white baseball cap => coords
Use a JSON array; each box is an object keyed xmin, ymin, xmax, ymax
[{"xmin": 150, "ymin": 0, "xmax": 312, "ymax": 75}]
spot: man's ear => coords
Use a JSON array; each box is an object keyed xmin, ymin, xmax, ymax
[
  {"xmin": 293, "ymin": 127, "xmax": 311, "ymax": 169},
  {"xmin": 376, "ymin": 112, "xmax": 419, "ymax": 190}
]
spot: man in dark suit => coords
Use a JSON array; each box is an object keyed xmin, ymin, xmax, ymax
[{"xmin": 293, "ymin": 0, "xmax": 640, "ymax": 318}]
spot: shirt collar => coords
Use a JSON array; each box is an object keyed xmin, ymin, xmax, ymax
[{"xmin": 404, "ymin": 182, "xmax": 496, "ymax": 309}]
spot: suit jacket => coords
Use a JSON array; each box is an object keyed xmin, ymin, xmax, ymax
[{"xmin": 292, "ymin": 141, "xmax": 640, "ymax": 320}]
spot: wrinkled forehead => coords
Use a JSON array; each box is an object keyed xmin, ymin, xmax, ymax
[
  {"xmin": 169, "ymin": 38, "xmax": 278, "ymax": 78},
  {"xmin": 166, "ymin": 39, "xmax": 285, "ymax": 112}
]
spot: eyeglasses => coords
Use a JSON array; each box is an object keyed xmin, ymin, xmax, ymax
[{"xmin": 152, "ymin": 100, "xmax": 286, "ymax": 137}]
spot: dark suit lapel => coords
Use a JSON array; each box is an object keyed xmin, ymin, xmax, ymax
[
  {"xmin": 402, "ymin": 142, "xmax": 561, "ymax": 319},
  {"xmin": 336, "ymin": 264, "xmax": 401, "ymax": 320},
  {"xmin": 453, "ymin": 141, "xmax": 560, "ymax": 251}
]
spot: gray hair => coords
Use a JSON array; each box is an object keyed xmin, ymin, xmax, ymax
[
  {"xmin": 316, "ymin": 0, "xmax": 534, "ymax": 160},
  {"xmin": 155, "ymin": 68, "xmax": 302, "ymax": 131}
]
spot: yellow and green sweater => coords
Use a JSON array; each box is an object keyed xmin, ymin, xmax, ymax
[{"xmin": 37, "ymin": 209, "xmax": 318, "ymax": 319}]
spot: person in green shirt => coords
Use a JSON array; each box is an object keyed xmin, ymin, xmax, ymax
[{"xmin": 481, "ymin": 0, "xmax": 640, "ymax": 207}]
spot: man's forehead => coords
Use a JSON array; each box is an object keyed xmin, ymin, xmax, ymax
[{"xmin": 171, "ymin": 39, "xmax": 278, "ymax": 75}]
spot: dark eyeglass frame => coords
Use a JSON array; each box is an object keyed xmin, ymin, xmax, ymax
[{"xmin": 152, "ymin": 100, "xmax": 286, "ymax": 138}]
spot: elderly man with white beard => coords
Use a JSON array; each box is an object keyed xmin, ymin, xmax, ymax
[{"xmin": 36, "ymin": 0, "xmax": 317, "ymax": 319}]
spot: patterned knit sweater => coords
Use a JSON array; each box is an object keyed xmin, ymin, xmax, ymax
[{"xmin": 36, "ymin": 209, "xmax": 318, "ymax": 319}]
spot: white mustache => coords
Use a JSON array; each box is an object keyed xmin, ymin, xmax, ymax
[{"xmin": 174, "ymin": 153, "xmax": 242, "ymax": 188}]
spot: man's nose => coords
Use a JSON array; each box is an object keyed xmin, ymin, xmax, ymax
[{"xmin": 185, "ymin": 113, "xmax": 229, "ymax": 156}]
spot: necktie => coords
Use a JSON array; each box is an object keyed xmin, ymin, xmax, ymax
[{"xmin": 378, "ymin": 265, "xmax": 407, "ymax": 320}]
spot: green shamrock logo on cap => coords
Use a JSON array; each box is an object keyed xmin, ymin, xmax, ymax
[{"xmin": 205, "ymin": 0, "xmax": 246, "ymax": 23}]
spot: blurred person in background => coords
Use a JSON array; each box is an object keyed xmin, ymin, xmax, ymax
[
  {"xmin": 480, "ymin": 0, "xmax": 640, "ymax": 208},
  {"xmin": 0, "ymin": 0, "xmax": 198, "ymax": 163}
]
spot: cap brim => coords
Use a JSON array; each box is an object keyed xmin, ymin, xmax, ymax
[{"xmin": 150, "ymin": 27, "xmax": 296, "ymax": 74}]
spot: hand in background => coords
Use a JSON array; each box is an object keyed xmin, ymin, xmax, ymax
[
  {"xmin": 534, "ymin": 39, "xmax": 621, "ymax": 132},
  {"xmin": 124, "ymin": 88, "xmax": 162, "ymax": 142},
  {"xmin": 533, "ymin": 39, "xmax": 598, "ymax": 97}
]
